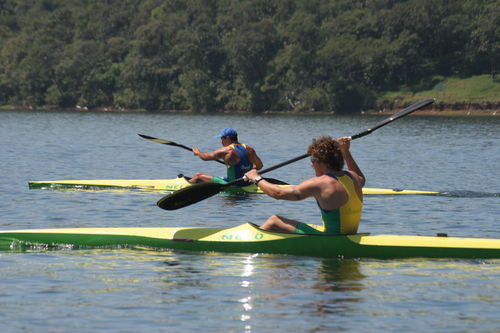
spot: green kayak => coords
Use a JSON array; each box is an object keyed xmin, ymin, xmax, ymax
[{"xmin": 1, "ymin": 223, "xmax": 499, "ymax": 259}]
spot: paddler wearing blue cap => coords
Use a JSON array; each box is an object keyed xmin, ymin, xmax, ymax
[{"xmin": 189, "ymin": 128, "xmax": 264, "ymax": 185}]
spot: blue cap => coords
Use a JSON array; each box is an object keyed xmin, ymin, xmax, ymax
[{"xmin": 215, "ymin": 128, "xmax": 238, "ymax": 139}]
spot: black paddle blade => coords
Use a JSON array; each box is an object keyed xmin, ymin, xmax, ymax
[
  {"xmin": 264, "ymin": 178, "xmax": 289, "ymax": 185},
  {"xmin": 157, "ymin": 182, "xmax": 224, "ymax": 210},
  {"xmin": 138, "ymin": 133, "xmax": 176, "ymax": 145}
]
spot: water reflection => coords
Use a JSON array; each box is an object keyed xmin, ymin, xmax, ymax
[
  {"xmin": 307, "ymin": 259, "xmax": 366, "ymax": 321},
  {"xmin": 218, "ymin": 193, "xmax": 256, "ymax": 207},
  {"xmin": 315, "ymin": 259, "xmax": 365, "ymax": 292}
]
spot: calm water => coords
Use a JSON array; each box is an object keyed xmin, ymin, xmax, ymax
[{"xmin": 1, "ymin": 110, "xmax": 499, "ymax": 332}]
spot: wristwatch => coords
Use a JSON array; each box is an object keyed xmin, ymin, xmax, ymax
[{"xmin": 254, "ymin": 176, "xmax": 263, "ymax": 184}]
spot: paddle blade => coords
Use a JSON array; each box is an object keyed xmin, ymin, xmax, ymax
[
  {"xmin": 138, "ymin": 133, "xmax": 175, "ymax": 145},
  {"xmin": 157, "ymin": 182, "xmax": 224, "ymax": 210},
  {"xmin": 264, "ymin": 178, "xmax": 289, "ymax": 185}
]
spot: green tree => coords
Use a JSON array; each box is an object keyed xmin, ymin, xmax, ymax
[{"xmin": 221, "ymin": 1, "xmax": 282, "ymax": 111}]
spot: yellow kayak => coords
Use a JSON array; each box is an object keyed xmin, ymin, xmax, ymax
[{"xmin": 28, "ymin": 175, "xmax": 438, "ymax": 195}]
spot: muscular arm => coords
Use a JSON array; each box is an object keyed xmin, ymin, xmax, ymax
[
  {"xmin": 245, "ymin": 169, "xmax": 318, "ymax": 201},
  {"xmin": 343, "ymin": 149, "xmax": 365, "ymax": 187},
  {"xmin": 338, "ymin": 137, "xmax": 366, "ymax": 187},
  {"xmin": 192, "ymin": 147, "xmax": 230, "ymax": 162}
]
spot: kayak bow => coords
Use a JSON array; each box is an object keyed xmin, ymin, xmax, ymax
[
  {"xmin": 1, "ymin": 223, "xmax": 499, "ymax": 259},
  {"xmin": 28, "ymin": 176, "xmax": 439, "ymax": 195}
]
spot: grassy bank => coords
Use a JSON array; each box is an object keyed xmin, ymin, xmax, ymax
[{"xmin": 378, "ymin": 75, "xmax": 500, "ymax": 113}]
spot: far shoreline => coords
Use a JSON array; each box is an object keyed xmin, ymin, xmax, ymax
[
  {"xmin": 1, "ymin": 105, "xmax": 498, "ymax": 116},
  {"xmin": 366, "ymin": 109, "xmax": 498, "ymax": 116}
]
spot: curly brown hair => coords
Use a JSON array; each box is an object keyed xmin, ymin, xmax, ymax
[{"xmin": 307, "ymin": 136, "xmax": 344, "ymax": 171}]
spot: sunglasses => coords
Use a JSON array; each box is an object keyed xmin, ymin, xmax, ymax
[{"xmin": 310, "ymin": 156, "xmax": 318, "ymax": 163}]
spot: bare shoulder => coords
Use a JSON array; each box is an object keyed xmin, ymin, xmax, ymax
[
  {"xmin": 295, "ymin": 176, "xmax": 325, "ymax": 197},
  {"xmin": 298, "ymin": 175, "xmax": 323, "ymax": 187},
  {"xmin": 216, "ymin": 145, "xmax": 232, "ymax": 153},
  {"xmin": 346, "ymin": 170, "xmax": 364, "ymax": 188},
  {"xmin": 345, "ymin": 170, "xmax": 364, "ymax": 199},
  {"xmin": 244, "ymin": 145, "xmax": 255, "ymax": 153},
  {"xmin": 213, "ymin": 146, "xmax": 232, "ymax": 158}
]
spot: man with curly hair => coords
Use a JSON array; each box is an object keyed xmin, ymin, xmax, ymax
[{"xmin": 244, "ymin": 136, "xmax": 365, "ymax": 234}]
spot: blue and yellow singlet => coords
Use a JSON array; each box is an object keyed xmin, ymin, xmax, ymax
[
  {"xmin": 226, "ymin": 144, "xmax": 253, "ymax": 180},
  {"xmin": 295, "ymin": 172, "xmax": 363, "ymax": 235},
  {"xmin": 212, "ymin": 143, "xmax": 253, "ymax": 185}
]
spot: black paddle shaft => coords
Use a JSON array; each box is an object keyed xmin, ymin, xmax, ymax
[
  {"xmin": 157, "ymin": 98, "xmax": 436, "ymax": 210},
  {"xmin": 138, "ymin": 133, "xmax": 226, "ymax": 165},
  {"xmin": 226, "ymin": 98, "xmax": 436, "ymax": 186},
  {"xmin": 350, "ymin": 98, "xmax": 435, "ymax": 140}
]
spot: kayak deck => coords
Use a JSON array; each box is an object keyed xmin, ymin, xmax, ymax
[
  {"xmin": 1, "ymin": 223, "xmax": 499, "ymax": 259},
  {"xmin": 28, "ymin": 176, "xmax": 439, "ymax": 195}
]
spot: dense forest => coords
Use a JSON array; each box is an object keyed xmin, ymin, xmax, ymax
[{"xmin": 0, "ymin": 0, "xmax": 498, "ymax": 113}]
